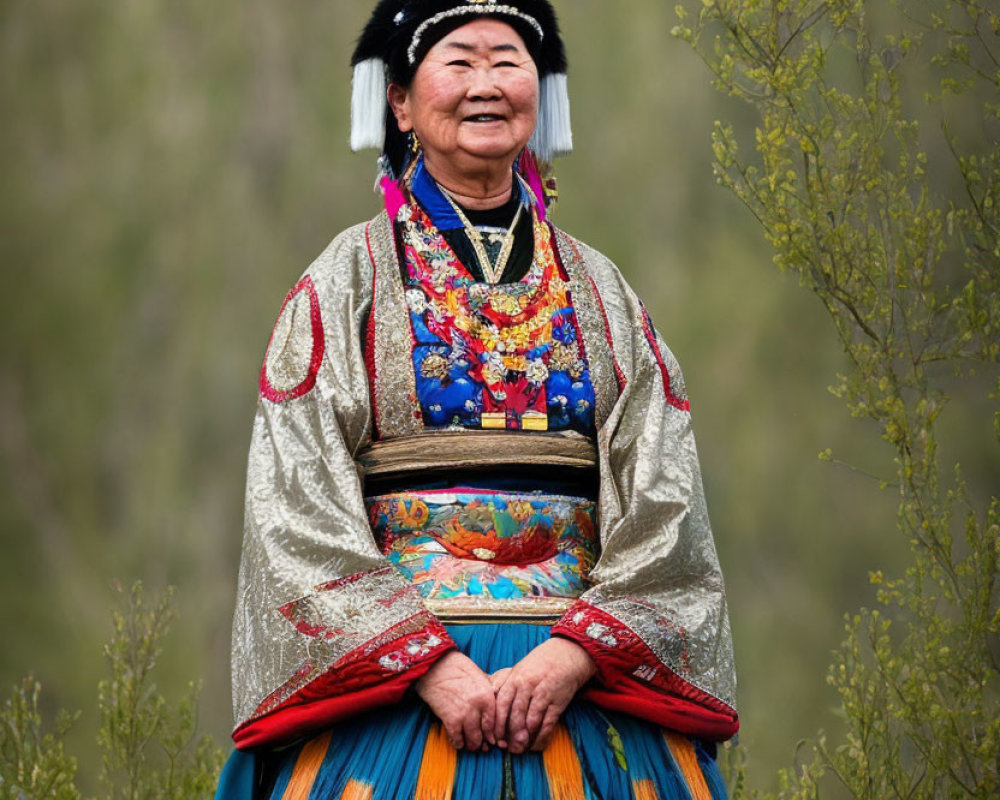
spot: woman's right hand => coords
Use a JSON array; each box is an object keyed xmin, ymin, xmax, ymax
[{"xmin": 415, "ymin": 651, "xmax": 497, "ymax": 751}]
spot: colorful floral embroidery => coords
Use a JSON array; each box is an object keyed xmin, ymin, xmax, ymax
[
  {"xmin": 367, "ymin": 490, "xmax": 598, "ymax": 602},
  {"xmin": 397, "ymin": 201, "xmax": 596, "ymax": 433}
]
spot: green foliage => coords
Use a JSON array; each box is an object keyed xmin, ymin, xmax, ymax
[
  {"xmin": 0, "ymin": 584, "xmax": 222, "ymax": 800},
  {"xmin": 676, "ymin": 0, "xmax": 1000, "ymax": 798},
  {"xmin": 96, "ymin": 583, "xmax": 223, "ymax": 800},
  {"xmin": 0, "ymin": 680, "xmax": 80, "ymax": 800}
]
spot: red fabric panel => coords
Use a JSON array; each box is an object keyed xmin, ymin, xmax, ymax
[
  {"xmin": 581, "ymin": 682, "xmax": 738, "ymax": 741},
  {"xmin": 233, "ymin": 656, "xmax": 445, "ymax": 750},
  {"xmin": 552, "ymin": 602, "xmax": 739, "ymax": 741},
  {"xmin": 234, "ymin": 621, "xmax": 456, "ymax": 750}
]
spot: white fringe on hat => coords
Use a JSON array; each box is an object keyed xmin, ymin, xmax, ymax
[
  {"xmin": 351, "ymin": 58, "xmax": 388, "ymax": 151},
  {"xmin": 528, "ymin": 73, "xmax": 573, "ymax": 163},
  {"xmin": 350, "ymin": 58, "xmax": 572, "ymax": 162}
]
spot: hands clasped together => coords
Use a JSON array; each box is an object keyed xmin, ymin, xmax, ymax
[{"xmin": 414, "ymin": 638, "xmax": 597, "ymax": 754}]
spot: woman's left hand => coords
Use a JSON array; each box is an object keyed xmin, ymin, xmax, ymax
[{"xmin": 491, "ymin": 638, "xmax": 597, "ymax": 754}]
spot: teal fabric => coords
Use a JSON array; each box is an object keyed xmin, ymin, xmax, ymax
[
  {"xmin": 214, "ymin": 749, "xmax": 256, "ymax": 800},
  {"xmin": 215, "ymin": 624, "xmax": 728, "ymax": 799}
]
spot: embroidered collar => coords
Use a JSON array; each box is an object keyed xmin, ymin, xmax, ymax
[{"xmin": 409, "ymin": 156, "xmax": 532, "ymax": 232}]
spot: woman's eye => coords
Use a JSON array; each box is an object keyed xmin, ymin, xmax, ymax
[
  {"xmin": 447, "ymin": 60, "xmax": 471, "ymax": 68},
  {"xmin": 495, "ymin": 61, "xmax": 518, "ymax": 68}
]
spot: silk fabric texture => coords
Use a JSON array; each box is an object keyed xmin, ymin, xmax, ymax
[{"xmin": 231, "ymin": 209, "xmax": 738, "ymax": 748}]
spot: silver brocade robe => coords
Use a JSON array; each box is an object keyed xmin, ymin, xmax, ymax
[{"xmin": 232, "ymin": 210, "xmax": 738, "ymax": 741}]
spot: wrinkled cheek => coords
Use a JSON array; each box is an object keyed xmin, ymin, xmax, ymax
[{"xmin": 421, "ymin": 81, "xmax": 464, "ymax": 109}]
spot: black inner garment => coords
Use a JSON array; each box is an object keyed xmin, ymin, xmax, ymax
[
  {"xmin": 364, "ymin": 464, "xmax": 598, "ymax": 500},
  {"xmin": 440, "ymin": 189, "xmax": 535, "ymax": 284}
]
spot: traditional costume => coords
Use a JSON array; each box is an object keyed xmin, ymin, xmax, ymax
[{"xmin": 215, "ymin": 2, "xmax": 738, "ymax": 798}]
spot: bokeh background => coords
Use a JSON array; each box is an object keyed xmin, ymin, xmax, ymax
[{"xmin": 6, "ymin": 0, "xmax": 980, "ymax": 792}]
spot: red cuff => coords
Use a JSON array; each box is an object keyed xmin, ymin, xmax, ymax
[
  {"xmin": 578, "ymin": 682, "xmax": 738, "ymax": 741},
  {"xmin": 552, "ymin": 602, "xmax": 738, "ymax": 741},
  {"xmin": 234, "ymin": 617, "xmax": 455, "ymax": 750}
]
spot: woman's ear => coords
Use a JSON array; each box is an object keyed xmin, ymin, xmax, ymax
[{"xmin": 387, "ymin": 83, "xmax": 413, "ymax": 133}]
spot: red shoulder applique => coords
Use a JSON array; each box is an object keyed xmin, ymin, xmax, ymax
[{"xmin": 259, "ymin": 275, "xmax": 325, "ymax": 403}]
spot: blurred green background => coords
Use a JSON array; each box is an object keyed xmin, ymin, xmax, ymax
[{"xmin": 5, "ymin": 0, "xmax": 989, "ymax": 793}]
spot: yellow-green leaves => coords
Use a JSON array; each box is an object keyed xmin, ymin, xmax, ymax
[{"xmin": 681, "ymin": 0, "xmax": 1000, "ymax": 796}]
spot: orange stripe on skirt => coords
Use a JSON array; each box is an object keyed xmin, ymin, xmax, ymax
[
  {"xmin": 632, "ymin": 778, "xmax": 660, "ymax": 800},
  {"xmin": 414, "ymin": 722, "xmax": 457, "ymax": 800},
  {"xmin": 542, "ymin": 724, "xmax": 586, "ymax": 800},
  {"xmin": 339, "ymin": 779, "xmax": 374, "ymax": 800},
  {"xmin": 280, "ymin": 731, "xmax": 333, "ymax": 800},
  {"xmin": 664, "ymin": 731, "xmax": 713, "ymax": 800}
]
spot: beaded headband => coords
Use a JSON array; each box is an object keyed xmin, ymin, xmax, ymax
[{"xmin": 407, "ymin": 5, "xmax": 545, "ymax": 65}]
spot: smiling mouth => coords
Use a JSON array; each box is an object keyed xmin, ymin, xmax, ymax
[{"xmin": 465, "ymin": 114, "xmax": 505, "ymax": 122}]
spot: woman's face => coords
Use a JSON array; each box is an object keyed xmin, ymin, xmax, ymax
[{"xmin": 389, "ymin": 19, "xmax": 539, "ymax": 177}]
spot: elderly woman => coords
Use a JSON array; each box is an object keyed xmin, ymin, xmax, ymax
[{"xmin": 215, "ymin": 1, "xmax": 738, "ymax": 797}]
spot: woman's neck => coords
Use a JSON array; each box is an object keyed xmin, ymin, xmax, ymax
[{"xmin": 421, "ymin": 153, "xmax": 515, "ymax": 211}]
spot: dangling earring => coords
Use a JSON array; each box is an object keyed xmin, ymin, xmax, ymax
[{"xmin": 401, "ymin": 131, "xmax": 421, "ymax": 184}]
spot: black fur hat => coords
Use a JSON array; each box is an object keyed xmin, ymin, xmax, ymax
[
  {"xmin": 349, "ymin": 0, "xmax": 572, "ymax": 172},
  {"xmin": 352, "ymin": 0, "xmax": 566, "ymax": 84}
]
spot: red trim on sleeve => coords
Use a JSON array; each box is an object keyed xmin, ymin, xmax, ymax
[
  {"xmin": 587, "ymin": 272, "xmax": 628, "ymax": 395},
  {"xmin": 234, "ymin": 665, "xmax": 433, "ymax": 750},
  {"xmin": 552, "ymin": 602, "xmax": 738, "ymax": 741},
  {"xmin": 259, "ymin": 276, "xmax": 325, "ymax": 403},
  {"xmin": 364, "ymin": 222, "xmax": 382, "ymax": 440},
  {"xmin": 580, "ymin": 683, "xmax": 738, "ymax": 741},
  {"xmin": 638, "ymin": 303, "xmax": 689, "ymax": 412},
  {"xmin": 233, "ymin": 618, "xmax": 455, "ymax": 750}
]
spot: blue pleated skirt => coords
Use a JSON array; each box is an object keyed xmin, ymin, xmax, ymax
[{"xmin": 216, "ymin": 624, "xmax": 727, "ymax": 800}]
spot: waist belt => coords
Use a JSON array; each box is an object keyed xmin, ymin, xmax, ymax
[
  {"xmin": 366, "ymin": 487, "xmax": 598, "ymax": 622},
  {"xmin": 357, "ymin": 430, "xmax": 598, "ymax": 478}
]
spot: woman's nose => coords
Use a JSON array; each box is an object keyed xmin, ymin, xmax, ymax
[{"xmin": 467, "ymin": 68, "xmax": 502, "ymax": 100}]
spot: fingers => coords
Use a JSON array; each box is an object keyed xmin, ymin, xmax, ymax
[
  {"xmin": 461, "ymin": 677, "xmax": 497, "ymax": 751},
  {"xmin": 462, "ymin": 707, "xmax": 484, "ymax": 752},
  {"xmin": 530, "ymin": 707, "xmax": 563, "ymax": 752},
  {"xmin": 522, "ymin": 688, "xmax": 560, "ymax": 751},
  {"xmin": 412, "ymin": 644, "xmax": 590, "ymax": 757},
  {"xmin": 442, "ymin": 719, "xmax": 465, "ymax": 751},
  {"xmin": 416, "ymin": 654, "xmax": 500, "ymax": 752},
  {"xmin": 441, "ymin": 695, "xmax": 494, "ymax": 751},
  {"xmin": 507, "ymin": 688, "xmax": 531, "ymax": 754},
  {"xmin": 488, "ymin": 668, "xmax": 510, "ymax": 748},
  {"xmin": 481, "ymin": 692, "xmax": 496, "ymax": 747},
  {"xmin": 494, "ymin": 679, "xmax": 515, "ymax": 748},
  {"xmin": 524, "ymin": 690, "xmax": 548, "ymax": 741},
  {"xmin": 490, "ymin": 668, "xmax": 512, "ymax": 693}
]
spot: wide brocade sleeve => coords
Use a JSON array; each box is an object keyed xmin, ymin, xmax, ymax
[
  {"xmin": 230, "ymin": 223, "xmax": 455, "ymax": 750},
  {"xmin": 551, "ymin": 237, "xmax": 739, "ymax": 741}
]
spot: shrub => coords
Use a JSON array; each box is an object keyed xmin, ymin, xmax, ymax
[
  {"xmin": 0, "ymin": 583, "xmax": 223, "ymax": 800},
  {"xmin": 676, "ymin": 1, "xmax": 999, "ymax": 797}
]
